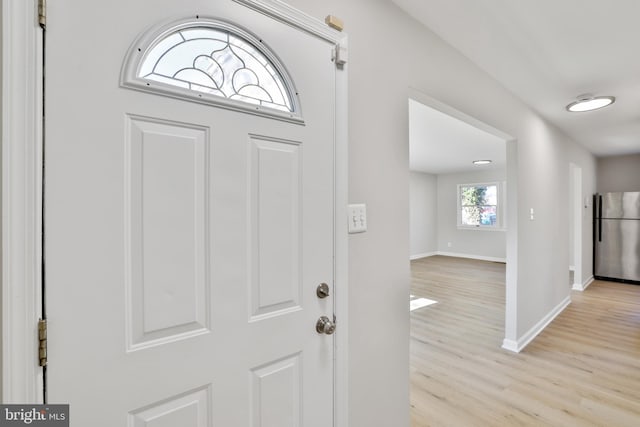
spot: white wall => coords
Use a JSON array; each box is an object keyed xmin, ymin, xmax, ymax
[
  {"xmin": 597, "ymin": 154, "xmax": 640, "ymax": 193},
  {"xmin": 284, "ymin": 0, "xmax": 597, "ymax": 424},
  {"xmin": 437, "ymin": 170, "xmax": 506, "ymax": 261},
  {"xmin": 409, "ymin": 171, "xmax": 437, "ymax": 258}
]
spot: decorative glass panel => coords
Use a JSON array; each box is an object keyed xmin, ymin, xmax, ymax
[{"xmin": 138, "ymin": 25, "xmax": 294, "ymax": 113}]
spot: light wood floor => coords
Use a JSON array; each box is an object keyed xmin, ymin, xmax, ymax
[{"xmin": 410, "ymin": 255, "xmax": 640, "ymax": 427}]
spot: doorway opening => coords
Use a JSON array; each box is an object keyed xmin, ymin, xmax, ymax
[
  {"xmin": 570, "ymin": 163, "xmax": 584, "ymax": 290},
  {"xmin": 408, "ymin": 91, "xmax": 518, "ymax": 421}
]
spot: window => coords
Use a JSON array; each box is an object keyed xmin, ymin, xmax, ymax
[
  {"xmin": 458, "ymin": 182, "xmax": 502, "ymax": 229},
  {"xmin": 121, "ymin": 18, "xmax": 300, "ymax": 120}
]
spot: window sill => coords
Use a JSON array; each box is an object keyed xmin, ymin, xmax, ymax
[{"xmin": 457, "ymin": 226, "xmax": 506, "ymax": 232}]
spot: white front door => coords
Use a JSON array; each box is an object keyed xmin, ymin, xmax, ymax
[{"xmin": 46, "ymin": 1, "xmax": 338, "ymax": 425}]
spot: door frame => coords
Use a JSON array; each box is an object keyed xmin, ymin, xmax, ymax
[
  {"xmin": 407, "ymin": 89, "xmax": 519, "ymax": 347},
  {"xmin": 1, "ymin": 2, "xmax": 349, "ymax": 425},
  {"xmin": 570, "ymin": 163, "xmax": 584, "ymax": 290},
  {"xmin": 1, "ymin": 0, "xmax": 45, "ymax": 403}
]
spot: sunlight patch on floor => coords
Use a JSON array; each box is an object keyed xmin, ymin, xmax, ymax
[{"xmin": 410, "ymin": 296, "xmax": 438, "ymax": 311}]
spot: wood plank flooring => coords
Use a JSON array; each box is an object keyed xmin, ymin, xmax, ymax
[{"xmin": 410, "ymin": 255, "xmax": 640, "ymax": 427}]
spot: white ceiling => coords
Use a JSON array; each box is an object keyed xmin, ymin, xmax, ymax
[
  {"xmin": 409, "ymin": 99, "xmax": 505, "ymax": 174},
  {"xmin": 394, "ymin": 0, "xmax": 640, "ymax": 158}
]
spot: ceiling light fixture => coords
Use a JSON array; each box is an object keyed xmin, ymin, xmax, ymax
[
  {"xmin": 566, "ymin": 94, "xmax": 615, "ymax": 112},
  {"xmin": 472, "ymin": 160, "xmax": 492, "ymax": 165}
]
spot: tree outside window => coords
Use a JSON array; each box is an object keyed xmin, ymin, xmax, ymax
[{"xmin": 459, "ymin": 183, "xmax": 498, "ymax": 227}]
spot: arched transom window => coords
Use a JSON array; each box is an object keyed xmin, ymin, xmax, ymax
[{"xmin": 122, "ymin": 18, "xmax": 300, "ymax": 118}]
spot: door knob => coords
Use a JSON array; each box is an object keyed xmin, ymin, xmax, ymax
[
  {"xmin": 316, "ymin": 283, "xmax": 330, "ymax": 299},
  {"xmin": 316, "ymin": 316, "xmax": 336, "ymax": 335}
]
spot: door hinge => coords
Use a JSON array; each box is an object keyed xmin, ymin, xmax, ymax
[
  {"xmin": 38, "ymin": 0, "xmax": 46, "ymax": 29},
  {"xmin": 38, "ymin": 319, "xmax": 48, "ymax": 367}
]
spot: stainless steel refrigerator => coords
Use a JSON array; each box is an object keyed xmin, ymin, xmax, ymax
[{"xmin": 593, "ymin": 192, "xmax": 640, "ymax": 283}]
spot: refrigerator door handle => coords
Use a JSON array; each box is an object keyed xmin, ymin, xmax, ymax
[{"xmin": 598, "ymin": 195, "xmax": 602, "ymax": 242}]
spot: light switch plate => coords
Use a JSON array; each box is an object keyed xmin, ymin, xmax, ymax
[{"xmin": 348, "ymin": 204, "xmax": 367, "ymax": 233}]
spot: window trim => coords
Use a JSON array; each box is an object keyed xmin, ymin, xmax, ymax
[
  {"xmin": 120, "ymin": 16, "xmax": 304, "ymax": 124},
  {"xmin": 457, "ymin": 181, "xmax": 506, "ymax": 231}
]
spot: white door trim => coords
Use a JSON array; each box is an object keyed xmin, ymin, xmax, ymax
[
  {"xmin": 1, "ymin": 0, "xmax": 45, "ymax": 403},
  {"xmin": 570, "ymin": 163, "xmax": 584, "ymax": 291},
  {"xmin": 1, "ymin": 0, "xmax": 348, "ymax": 423},
  {"xmin": 233, "ymin": 0, "xmax": 342, "ymax": 43}
]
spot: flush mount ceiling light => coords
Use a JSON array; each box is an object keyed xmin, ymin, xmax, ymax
[
  {"xmin": 566, "ymin": 94, "xmax": 615, "ymax": 112},
  {"xmin": 472, "ymin": 160, "xmax": 492, "ymax": 165}
]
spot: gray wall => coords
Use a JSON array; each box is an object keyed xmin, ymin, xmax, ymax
[
  {"xmin": 409, "ymin": 171, "xmax": 437, "ymax": 258},
  {"xmin": 437, "ymin": 170, "xmax": 506, "ymax": 260},
  {"xmin": 271, "ymin": 0, "xmax": 597, "ymax": 424},
  {"xmin": 597, "ymin": 154, "xmax": 640, "ymax": 193}
]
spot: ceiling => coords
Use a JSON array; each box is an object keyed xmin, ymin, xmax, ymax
[
  {"xmin": 393, "ymin": 0, "xmax": 640, "ymax": 158},
  {"xmin": 409, "ymin": 99, "xmax": 505, "ymax": 174}
]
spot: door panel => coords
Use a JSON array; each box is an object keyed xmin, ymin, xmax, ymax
[
  {"xmin": 46, "ymin": 1, "xmax": 336, "ymax": 425},
  {"xmin": 249, "ymin": 136, "xmax": 302, "ymax": 319},
  {"xmin": 251, "ymin": 354, "xmax": 301, "ymax": 427},
  {"xmin": 126, "ymin": 115, "xmax": 210, "ymax": 350},
  {"xmin": 129, "ymin": 385, "xmax": 211, "ymax": 427}
]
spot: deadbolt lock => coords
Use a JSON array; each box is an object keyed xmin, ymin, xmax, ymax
[
  {"xmin": 316, "ymin": 316, "xmax": 336, "ymax": 335},
  {"xmin": 316, "ymin": 283, "xmax": 330, "ymax": 299}
]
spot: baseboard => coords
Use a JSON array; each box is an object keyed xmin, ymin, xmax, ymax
[
  {"xmin": 583, "ymin": 276, "xmax": 594, "ymax": 290},
  {"xmin": 572, "ymin": 275, "xmax": 594, "ymax": 291},
  {"xmin": 436, "ymin": 251, "xmax": 506, "ymax": 263},
  {"xmin": 501, "ymin": 339, "xmax": 519, "ymax": 353},
  {"xmin": 501, "ymin": 295, "xmax": 571, "ymax": 353},
  {"xmin": 410, "ymin": 251, "xmax": 438, "ymax": 261}
]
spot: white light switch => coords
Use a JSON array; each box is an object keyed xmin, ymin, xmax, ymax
[
  {"xmin": 530, "ymin": 208, "xmax": 535, "ymax": 221},
  {"xmin": 348, "ymin": 204, "xmax": 367, "ymax": 233}
]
